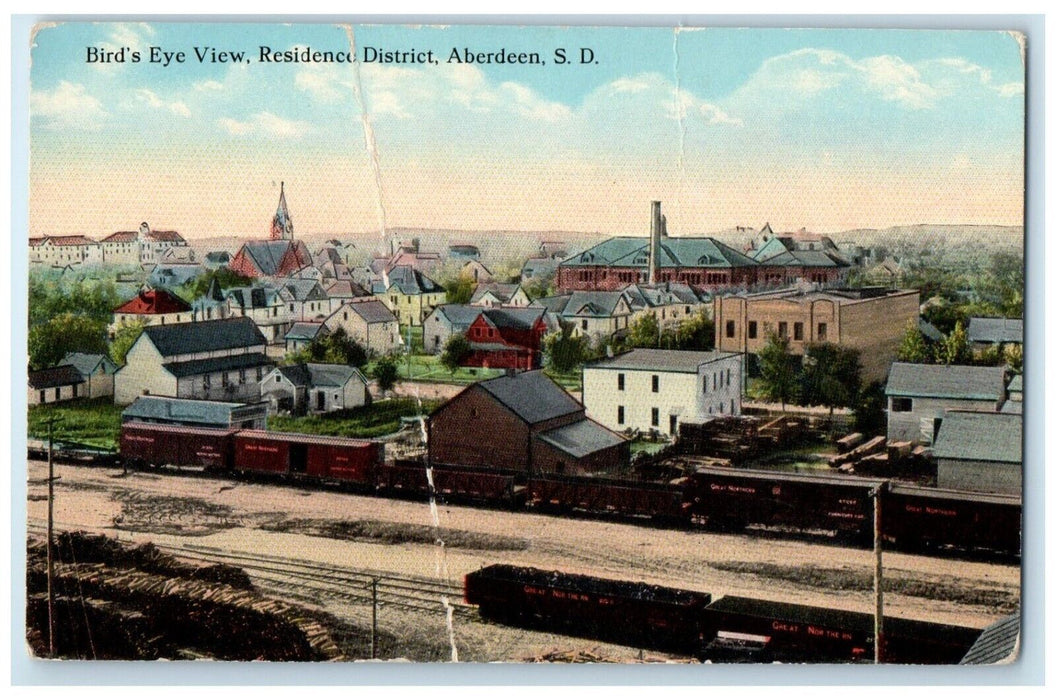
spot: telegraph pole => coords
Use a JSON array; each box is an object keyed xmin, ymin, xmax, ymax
[
  {"xmin": 370, "ymin": 577, "xmax": 379, "ymax": 659},
  {"xmin": 873, "ymin": 483, "xmax": 885, "ymax": 664},
  {"xmin": 42, "ymin": 415, "xmax": 62, "ymax": 658}
]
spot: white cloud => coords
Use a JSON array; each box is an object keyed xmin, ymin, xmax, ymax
[
  {"xmin": 998, "ymin": 82, "xmax": 1025, "ymax": 97},
  {"xmin": 30, "ymin": 81, "xmax": 107, "ymax": 130},
  {"xmin": 92, "ymin": 23, "xmax": 156, "ymax": 73},
  {"xmin": 858, "ymin": 55, "xmax": 937, "ymax": 109},
  {"xmin": 134, "ymin": 88, "xmax": 191, "ymax": 118},
  {"xmin": 194, "ymin": 80, "xmax": 224, "ymax": 92},
  {"xmin": 218, "ymin": 111, "xmax": 309, "ymax": 138}
]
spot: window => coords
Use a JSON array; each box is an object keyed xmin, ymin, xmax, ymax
[
  {"xmin": 581, "ymin": 319, "xmax": 588, "ymax": 331},
  {"xmin": 817, "ymin": 323, "xmax": 828, "ymax": 340},
  {"xmin": 651, "ymin": 407, "xmax": 659, "ymax": 427},
  {"xmin": 239, "ymin": 369, "xmax": 246, "ymax": 384},
  {"xmin": 39, "ymin": 390, "xmax": 44, "ymax": 403},
  {"xmin": 617, "ymin": 374, "xmax": 625, "ymax": 391},
  {"xmin": 652, "ymin": 375, "xmax": 659, "ymax": 393},
  {"xmin": 617, "ymin": 406, "xmax": 625, "ymax": 425},
  {"xmin": 891, "ymin": 397, "xmax": 913, "ymax": 412},
  {"xmin": 793, "ymin": 322, "xmax": 803, "ymax": 341},
  {"xmin": 222, "ymin": 373, "xmax": 229, "ymax": 388},
  {"xmin": 726, "ymin": 368, "xmax": 731, "ymax": 385},
  {"xmin": 54, "ymin": 388, "xmax": 60, "ymax": 400},
  {"xmin": 748, "ymin": 321, "xmax": 757, "ymax": 339},
  {"xmin": 72, "ymin": 383, "xmax": 78, "ymax": 398},
  {"xmin": 778, "ymin": 322, "xmax": 788, "ymax": 339},
  {"xmin": 725, "ymin": 320, "xmax": 735, "ymax": 338},
  {"xmin": 702, "ymin": 376, "xmax": 707, "ymax": 393},
  {"xmin": 257, "ymin": 367, "xmax": 263, "ymax": 381},
  {"xmin": 204, "ymin": 375, "xmax": 211, "ymax": 388},
  {"xmin": 344, "ymin": 312, "xmax": 349, "ymax": 321}
]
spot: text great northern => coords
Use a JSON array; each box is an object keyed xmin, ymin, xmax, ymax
[{"xmin": 258, "ymin": 46, "xmax": 546, "ymax": 65}]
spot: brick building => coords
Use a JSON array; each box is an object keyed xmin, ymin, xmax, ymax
[
  {"xmin": 463, "ymin": 307, "xmax": 549, "ymax": 370},
  {"xmin": 428, "ymin": 370, "xmax": 629, "ymax": 477},
  {"xmin": 713, "ymin": 287, "xmax": 920, "ymax": 382}
]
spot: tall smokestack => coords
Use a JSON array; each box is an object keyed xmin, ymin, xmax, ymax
[{"xmin": 649, "ymin": 201, "xmax": 662, "ymax": 285}]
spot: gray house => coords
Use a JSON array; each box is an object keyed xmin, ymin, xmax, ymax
[
  {"xmin": 423, "ymin": 304, "xmax": 486, "ymax": 354},
  {"xmin": 967, "ymin": 317, "xmax": 1023, "ymax": 349},
  {"xmin": 885, "ymin": 362, "xmax": 1008, "ymax": 444},
  {"xmin": 60, "ymin": 352, "xmax": 118, "ymax": 399},
  {"xmin": 260, "ymin": 363, "xmax": 370, "ymax": 415},
  {"xmin": 932, "ymin": 410, "xmax": 1022, "ymax": 495}
]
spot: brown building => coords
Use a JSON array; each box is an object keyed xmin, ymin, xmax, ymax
[
  {"xmin": 713, "ymin": 287, "xmax": 920, "ymax": 382},
  {"xmin": 428, "ymin": 370, "xmax": 629, "ymax": 477}
]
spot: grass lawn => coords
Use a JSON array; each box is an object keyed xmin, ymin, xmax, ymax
[
  {"xmin": 543, "ymin": 367, "xmax": 582, "ymax": 392},
  {"xmin": 366, "ymin": 354, "xmax": 504, "ymax": 386},
  {"xmin": 28, "ymin": 397, "xmax": 124, "ymax": 451},
  {"xmin": 268, "ymin": 397, "xmax": 443, "ymax": 439},
  {"xmin": 629, "ymin": 439, "xmax": 670, "ymax": 456}
]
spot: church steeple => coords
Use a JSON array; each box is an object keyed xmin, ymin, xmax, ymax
[{"xmin": 270, "ymin": 181, "xmax": 294, "ymax": 241}]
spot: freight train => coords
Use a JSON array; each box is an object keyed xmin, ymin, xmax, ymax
[
  {"xmin": 117, "ymin": 421, "xmax": 1022, "ymax": 559},
  {"xmin": 463, "ymin": 564, "xmax": 985, "ymax": 664}
]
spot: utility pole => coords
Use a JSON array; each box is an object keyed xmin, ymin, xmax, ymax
[
  {"xmin": 42, "ymin": 415, "xmax": 62, "ymax": 658},
  {"xmin": 370, "ymin": 577, "xmax": 379, "ymax": 659},
  {"xmin": 873, "ymin": 483, "xmax": 885, "ymax": 664}
]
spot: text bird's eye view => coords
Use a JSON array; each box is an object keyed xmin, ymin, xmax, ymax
[{"xmin": 23, "ymin": 21, "xmax": 1024, "ymax": 668}]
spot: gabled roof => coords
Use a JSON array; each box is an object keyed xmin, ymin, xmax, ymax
[
  {"xmin": 286, "ymin": 322, "xmax": 328, "ymax": 341},
  {"xmin": 562, "ymin": 236, "xmax": 758, "ymax": 269},
  {"xmin": 622, "ymin": 282, "xmax": 701, "ymax": 310},
  {"xmin": 537, "ymin": 418, "xmax": 627, "ymax": 458},
  {"xmin": 587, "ymin": 348, "xmax": 739, "ymax": 374},
  {"xmin": 324, "ymin": 280, "xmax": 371, "ymax": 298},
  {"xmin": 279, "ymin": 277, "xmax": 327, "ymax": 302},
  {"xmin": 113, "ymin": 288, "xmax": 192, "ymax": 315},
  {"xmin": 225, "ymin": 284, "xmax": 282, "ymax": 309},
  {"xmin": 274, "ymin": 363, "xmax": 367, "ymax": 388},
  {"xmin": 967, "ymin": 317, "xmax": 1023, "ymax": 344},
  {"xmin": 60, "ymin": 352, "xmax": 117, "ymax": 376},
  {"xmin": 932, "ymin": 411, "xmax": 1022, "ymax": 464},
  {"xmin": 342, "ymin": 300, "xmax": 398, "ymax": 324},
  {"xmin": 143, "ymin": 316, "xmax": 266, "ymax": 357},
  {"xmin": 28, "ymin": 364, "xmax": 84, "ymax": 389},
  {"xmin": 469, "ymin": 283, "xmax": 521, "ymax": 305},
  {"xmin": 237, "ymin": 240, "xmax": 311, "ymax": 277},
  {"xmin": 919, "ymin": 319, "xmax": 945, "ymax": 342},
  {"xmin": 885, "ymin": 363, "xmax": 1007, "ymax": 401},
  {"xmin": 960, "ymin": 614, "xmax": 1019, "ymax": 665},
  {"xmin": 148, "ymin": 264, "xmax": 205, "ymax": 288},
  {"xmin": 564, "ymin": 291, "xmax": 628, "ymax": 317},
  {"xmin": 479, "ymin": 307, "xmax": 547, "ymax": 331},
  {"xmin": 162, "ymin": 352, "xmax": 273, "ymax": 378},
  {"xmin": 102, "ymin": 228, "xmax": 185, "ymax": 244},
  {"xmin": 430, "ymin": 304, "xmax": 485, "ymax": 328},
  {"xmin": 475, "ymin": 370, "xmax": 582, "ymax": 425},
  {"xmin": 381, "ymin": 265, "xmax": 442, "ymax": 295},
  {"xmin": 32, "ymin": 235, "xmax": 99, "ymax": 247}
]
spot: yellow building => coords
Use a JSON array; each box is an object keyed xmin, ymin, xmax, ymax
[{"xmin": 372, "ymin": 265, "xmax": 445, "ymax": 326}]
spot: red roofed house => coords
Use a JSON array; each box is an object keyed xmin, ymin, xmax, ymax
[
  {"xmin": 100, "ymin": 222, "xmax": 188, "ymax": 267},
  {"xmin": 29, "ymin": 235, "xmax": 103, "ymax": 267},
  {"xmin": 464, "ymin": 307, "xmax": 549, "ymax": 370},
  {"xmin": 109, "ymin": 286, "xmax": 194, "ymax": 338}
]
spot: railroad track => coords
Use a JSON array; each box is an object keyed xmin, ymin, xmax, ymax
[{"xmin": 26, "ymin": 518, "xmax": 472, "ymax": 620}]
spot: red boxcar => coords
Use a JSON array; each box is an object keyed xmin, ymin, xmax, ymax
[
  {"xmin": 378, "ymin": 460, "xmax": 523, "ymax": 504},
  {"xmin": 686, "ymin": 466, "xmax": 882, "ymax": 540},
  {"xmin": 884, "ymin": 484, "xmax": 1021, "ymax": 557},
  {"xmin": 120, "ymin": 422, "xmax": 236, "ymax": 470},
  {"xmin": 526, "ymin": 474, "xmax": 688, "ymax": 521},
  {"xmin": 233, "ymin": 431, "xmax": 379, "ymax": 487},
  {"xmin": 465, "ymin": 564, "xmax": 711, "ymax": 651}
]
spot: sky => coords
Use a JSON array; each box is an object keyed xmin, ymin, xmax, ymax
[{"xmin": 28, "ymin": 23, "xmax": 1025, "ymax": 239}]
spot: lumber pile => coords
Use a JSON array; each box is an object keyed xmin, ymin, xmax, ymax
[
  {"xmin": 524, "ymin": 647, "xmax": 618, "ymax": 663},
  {"xmin": 677, "ymin": 417, "xmax": 759, "ymax": 463},
  {"xmin": 828, "ymin": 435, "xmax": 886, "ymax": 471}
]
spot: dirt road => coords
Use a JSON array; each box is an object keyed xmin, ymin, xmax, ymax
[{"xmin": 24, "ymin": 459, "xmax": 1019, "ymax": 661}]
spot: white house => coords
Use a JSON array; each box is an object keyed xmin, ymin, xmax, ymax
[
  {"xmin": 60, "ymin": 352, "xmax": 118, "ymax": 400},
  {"xmin": 29, "ymin": 235, "xmax": 103, "ymax": 268},
  {"xmin": 114, "ymin": 316, "xmax": 273, "ymax": 405},
  {"xmin": 533, "ymin": 291, "xmax": 634, "ymax": 339},
  {"xmin": 469, "ymin": 282, "xmax": 531, "ymax": 308},
  {"xmin": 28, "ymin": 365, "xmax": 88, "ymax": 406},
  {"xmin": 260, "ymin": 363, "xmax": 370, "ymax": 415},
  {"xmin": 582, "ymin": 348, "xmax": 743, "ymax": 437},
  {"xmin": 100, "ymin": 222, "xmax": 189, "ymax": 266}
]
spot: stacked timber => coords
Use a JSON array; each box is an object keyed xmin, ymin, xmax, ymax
[
  {"xmin": 677, "ymin": 417, "xmax": 759, "ymax": 463},
  {"xmin": 757, "ymin": 416, "xmax": 808, "ymax": 449},
  {"xmin": 828, "ymin": 435, "xmax": 886, "ymax": 472}
]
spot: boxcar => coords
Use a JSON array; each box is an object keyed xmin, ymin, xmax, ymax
[
  {"xmin": 884, "ymin": 484, "xmax": 1022, "ymax": 557},
  {"xmin": 526, "ymin": 474, "xmax": 689, "ymax": 522},
  {"xmin": 233, "ymin": 431, "xmax": 379, "ymax": 487},
  {"xmin": 686, "ymin": 466, "xmax": 881, "ymax": 540},
  {"xmin": 700, "ymin": 596, "xmax": 982, "ymax": 664},
  {"xmin": 464, "ymin": 564, "xmax": 711, "ymax": 651},
  {"xmin": 120, "ymin": 422, "xmax": 236, "ymax": 471},
  {"xmin": 378, "ymin": 460, "xmax": 524, "ymax": 505}
]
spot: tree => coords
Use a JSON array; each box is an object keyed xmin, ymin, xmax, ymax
[
  {"xmin": 443, "ymin": 276, "xmax": 476, "ymax": 305},
  {"xmin": 756, "ymin": 332, "xmax": 799, "ymax": 411},
  {"xmin": 934, "ymin": 320, "xmax": 971, "ymax": 365},
  {"xmin": 852, "ymin": 381, "xmax": 887, "ymax": 435},
  {"xmin": 373, "ymin": 355, "xmax": 400, "ymax": 393},
  {"xmin": 284, "ymin": 327, "xmax": 367, "ymax": 367},
  {"xmin": 627, "ymin": 312, "xmax": 661, "ymax": 349},
  {"xmin": 1003, "ymin": 343, "xmax": 1023, "ymax": 373},
  {"xmin": 799, "ymin": 343, "xmax": 863, "ymax": 419},
  {"xmin": 544, "ymin": 320, "xmax": 591, "ymax": 373},
  {"xmin": 109, "ymin": 320, "xmax": 147, "ymax": 366},
  {"xmin": 28, "ymin": 313, "xmax": 108, "ymax": 370},
  {"xmin": 441, "ymin": 333, "xmax": 471, "ymax": 372},
  {"xmin": 178, "ymin": 268, "xmax": 252, "ymax": 303},
  {"xmin": 671, "ymin": 310, "xmax": 714, "ymax": 351},
  {"xmin": 896, "ymin": 322, "xmax": 931, "ymax": 363}
]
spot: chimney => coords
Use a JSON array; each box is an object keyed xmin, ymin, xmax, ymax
[{"xmin": 648, "ymin": 201, "xmax": 662, "ymax": 285}]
